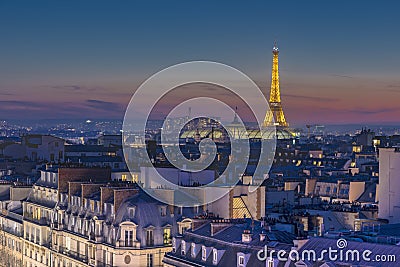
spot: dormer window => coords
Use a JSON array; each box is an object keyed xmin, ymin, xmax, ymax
[
  {"xmin": 172, "ymin": 238, "xmax": 176, "ymax": 252},
  {"xmin": 191, "ymin": 243, "xmax": 196, "ymax": 257},
  {"xmin": 202, "ymin": 246, "xmax": 207, "ymax": 261},
  {"xmin": 238, "ymin": 255, "xmax": 245, "ymax": 266},
  {"xmin": 128, "ymin": 207, "xmax": 135, "ymax": 218},
  {"xmin": 213, "ymin": 249, "xmax": 218, "ymax": 265},
  {"xmin": 146, "ymin": 229, "xmax": 154, "ymax": 247},
  {"xmin": 163, "ymin": 228, "xmax": 171, "ymax": 245},
  {"xmin": 181, "ymin": 240, "xmax": 186, "ymax": 256},
  {"xmin": 160, "ymin": 206, "xmax": 167, "ymax": 217},
  {"xmin": 124, "ymin": 230, "xmax": 134, "ymax": 247},
  {"xmin": 111, "ymin": 205, "xmax": 114, "ymax": 216}
]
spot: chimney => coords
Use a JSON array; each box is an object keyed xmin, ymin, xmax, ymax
[
  {"xmin": 100, "ymin": 186, "xmax": 114, "ymax": 213},
  {"xmin": 210, "ymin": 220, "xmax": 231, "ymax": 236},
  {"xmin": 82, "ymin": 183, "xmax": 104, "ymax": 207},
  {"xmin": 58, "ymin": 167, "xmax": 111, "ymax": 201},
  {"xmin": 113, "ymin": 188, "xmax": 139, "ymax": 213},
  {"xmin": 259, "ymin": 229, "xmax": 267, "ymax": 242},
  {"xmin": 68, "ymin": 182, "xmax": 83, "ymax": 204},
  {"xmin": 242, "ymin": 229, "xmax": 252, "ymax": 243}
]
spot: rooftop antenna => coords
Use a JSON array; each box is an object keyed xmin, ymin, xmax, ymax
[{"xmin": 272, "ymin": 40, "xmax": 279, "ymax": 54}]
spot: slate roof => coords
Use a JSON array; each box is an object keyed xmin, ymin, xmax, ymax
[
  {"xmin": 357, "ymin": 183, "xmax": 377, "ymax": 203},
  {"xmin": 164, "ymin": 220, "xmax": 296, "ymax": 267},
  {"xmin": 376, "ymin": 223, "xmax": 400, "ymax": 238},
  {"xmin": 298, "ymin": 237, "xmax": 400, "ymax": 266}
]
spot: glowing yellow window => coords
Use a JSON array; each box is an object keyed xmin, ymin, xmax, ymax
[{"xmin": 163, "ymin": 228, "xmax": 171, "ymax": 245}]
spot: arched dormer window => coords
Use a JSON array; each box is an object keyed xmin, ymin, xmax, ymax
[{"xmin": 119, "ymin": 221, "xmax": 137, "ymax": 247}]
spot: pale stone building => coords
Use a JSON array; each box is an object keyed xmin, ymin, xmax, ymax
[{"xmin": 1, "ymin": 166, "xmax": 203, "ymax": 267}]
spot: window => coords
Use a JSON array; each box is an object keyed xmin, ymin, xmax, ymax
[
  {"xmin": 191, "ymin": 243, "xmax": 196, "ymax": 257},
  {"xmin": 238, "ymin": 255, "xmax": 245, "ymax": 266},
  {"xmin": 124, "ymin": 230, "xmax": 133, "ymax": 246},
  {"xmin": 121, "ymin": 174, "xmax": 127, "ymax": 181},
  {"xmin": 66, "ymin": 237, "xmax": 71, "ymax": 251},
  {"xmin": 146, "ymin": 229, "xmax": 154, "ymax": 247},
  {"xmin": 36, "ymin": 229, "xmax": 40, "ymax": 244},
  {"xmin": 268, "ymin": 259, "xmax": 274, "ymax": 267},
  {"xmin": 163, "ymin": 228, "xmax": 171, "ymax": 245},
  {"xmin": 326, "ymin": 186, "xmax": 331, "ymax": 193},
  {"xmin": 160, "ymin": 206, "xmax": 166, "ymax": 216},
  {"xmin": 202, "ymin": 246, "xmax": 207, "ymax": 261},
  {"xmin": 128, "ymin": 207, "xmax": 135, "ymax": 218},
  {"xmin": 146, "ymin": 254, "xmax": 153, "ymax": 267},
  {"xmin": 181, "ymin": 240, "xmax": 186, "ymax": 255},
  {"xmin": 213, "ymin": 249, "xmax": 218, "ymax": 264},
  {"xmin": 172, "ymin": 238, "xmax": 176, "ymax": 252}
]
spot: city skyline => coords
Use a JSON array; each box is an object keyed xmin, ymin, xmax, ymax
[{"xmin": 1, "ymin": 1, "xmax": 400, "ymax": 125}]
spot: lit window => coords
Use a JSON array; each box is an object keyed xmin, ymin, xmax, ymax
[{"xmin": 163, "ymin": 228, "xmax": 171, "ymax": 245}]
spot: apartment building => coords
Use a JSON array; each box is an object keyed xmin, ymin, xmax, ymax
[
  {"xmin": 0, "ymin": 166, "xmax": 202, "ymax": 267},
  {"xmin": 0, "ymin": 183, "xmax": 31, "ymax": 267}
]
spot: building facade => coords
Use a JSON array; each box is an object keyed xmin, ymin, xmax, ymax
[
  {"xmin": 0, "ymin": 167, "xmax": 204, "ymax": 267},
  {"xmin": 378, "ymin": 148, "xmax": 400, "ymax": 223}
]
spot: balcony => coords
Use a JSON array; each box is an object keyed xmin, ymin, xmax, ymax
[
  {"xmin": 24, "ymin": 213, "xmax": 51, "ymax": 226},
  {"xmin": 89, "ymin": 232, "xmax": 104, "ymax": 243},
  {"xmin": 50, "ymin": 221, "xmax": 65, "ymax": 230},
  {"xmin": 96, "ymin": 261, "xmax": 113, "ymax": 267},
  {"xmin": 58, "ymin": 247, "xmax": 88, "ymax": 263},
  {"xmin": 0, "ymin": 226, "xmax": 23, "ymax": 237},
  {"xmin": 26, "ymin": 195, "xmax": 57, "ymax": 209},
  {"xmin": 116, "ymin": 240, "xmax": 140, "ymax": 249}
]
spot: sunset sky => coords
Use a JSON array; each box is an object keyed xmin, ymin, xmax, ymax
[{"xmin": 1, "ymin": 1, "xmax": 400, "ymax": 126}]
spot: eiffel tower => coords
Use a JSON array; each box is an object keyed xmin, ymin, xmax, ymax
[{"xmin": 263, "ymin": 41, "xmax": 289, "ymax": 128}]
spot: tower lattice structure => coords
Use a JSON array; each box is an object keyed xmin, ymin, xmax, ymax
[{"xmin": 263, "ymin": 42, "xmax": 289, "ymax": 128}]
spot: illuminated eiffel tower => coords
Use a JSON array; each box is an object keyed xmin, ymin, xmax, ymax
[{"xmin": 263, "ymin": 41, "xmax": 289, "ymax": 128}]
